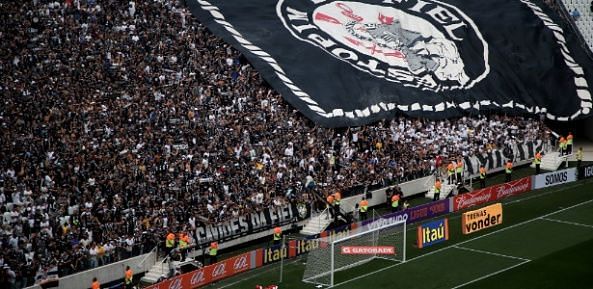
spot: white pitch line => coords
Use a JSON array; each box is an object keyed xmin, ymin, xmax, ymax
[
  {"xmin": 449, "ymin": 260, "xmax": 531, "ymax": 289},
  {"xmin": 540, "ymin": 217, "xmax": 593, "ymax": 229},
  {"xmin": 332, "ymin": 198, "xmax": 593, "ymax": 288},
  {"xmin": 452, "ymin": 245, "xmax": 530, "ymax": 262}
]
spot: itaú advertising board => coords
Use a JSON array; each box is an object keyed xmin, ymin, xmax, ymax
[
  {"xmin": 462, "ymin": 203, "xmax": 503, "ymax": 235},
  {"xmin": 417, "ymin": 218, "xmax": 449, "ymax": 249},
  {"xmin": 533, "ymin": 168, "xmax": 577, "ymax": 189}
]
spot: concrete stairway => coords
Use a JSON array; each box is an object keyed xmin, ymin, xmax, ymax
[
  {"xmin": 425, "ymin": 184, "xmax": 457, "ymax": 200},
  {"xmin": 531, "ymin": 152, "xmax": 572, "ymax": 171},
  {"xmin": 300, "ymin": 210, "xmax": 332, "ymax": 236},
  {"xmin": 140, "ymin": 260, "xmax": 171, "ymax": 284}
]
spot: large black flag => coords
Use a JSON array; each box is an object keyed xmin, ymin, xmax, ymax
[{"xmin": 187, "ymin": 0, "xmax": 593, "ymax": 127}]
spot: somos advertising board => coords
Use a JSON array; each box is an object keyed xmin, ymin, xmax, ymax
[
  {"xmin": 579, "ymin": 164, "xmax": 593, "ymax": 179},
  {"xmin": 453, "ymin": 177, "xmax": 531, "ymax": 211},
  {"xmin": 462, "ymin": 203, "xmax": 503, "ymax": 235},
  {"xmin": 417, "ymin": 218, "xmax": 449, "ymax": 249},
  {"xmin": 533, "ymin": 168, "xmax": 577, "ymax": 189}
]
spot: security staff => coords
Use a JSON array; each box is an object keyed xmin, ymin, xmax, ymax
[
  {"xmin": 456, "ymin": 159, "xmax": 463, "ymax": 184},
  {"xmin": 576, "ymin": 147, "xmax": 584, "ymax": 167},
  {"xmin": 273, "ymin": 227, "xmax": 282, "ymax": 245},
  {"xmin": 91, "ymin": 277, "xmax": 100, "ymax": 289},
  {"xmin": 433, "ymin": 179, "xmax": 442, "ymax": 201},
  {"xmin": 209, "ymin": 242, "xmax": 218, "ymax": 265},
  {"xmin": 567, "ymin": 132, "xmax": 574, "ymax": 154},
  {"xmin": 391, "ymin": 194, "xmax": 400, "ymax": 212},
  {"xmin": 165, "ymin": 230, "xmax": 175, "ymax": 257},
  {"xmin": 326, "ymin": 194, "xmax": 335, "ymax": 219},
  {"xmin": 178, "ymin": 232, "xmax": 189, "ymax": 260},
  {"xmin": 479, "ymin": 166, "xmax": 487, "ymax": 188},
  {"xmin": 359, "ymin": 198, "xmax": 369, "ymax": 221},
  {"xmin": 333, "ymin": 192, "xmax": 342, "ymax": 215},
  {"xmin": 447, "ymin": 162, "xmax": 456, "ymax": 184},
  {"xmin": 559, "ymin": 137, "xmax": 567, "ymax": 155},
  {"xmin": 124, "ymin": 266, "xmax": 133, "ymax": 289},
  {"xmin": 505, "ymin": 160, "xmax": 513, "ymax": 182},
  {"xmin": 534, "ymin": 151, "xmax": 542, "ymax": 174}
]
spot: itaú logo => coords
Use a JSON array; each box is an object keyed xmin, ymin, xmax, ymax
[
  {"xmin": 233, "ymin": 255, "xmax": 249, "ymax": 271},
  {"xmin": 190, "ymin": 270, "xmax": 205, "ymax": 285},
  {"xmin": 167, "ymin": 278, "xmax": 182, "ymax": 289},
  {"xmin": 212, "ymin": 263, "xmax": 227, "ymax": 278}
]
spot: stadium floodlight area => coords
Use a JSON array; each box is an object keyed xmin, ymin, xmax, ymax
[{"xmin": 302, "ymin": 219, "xmax": 407, "ymax": 287}]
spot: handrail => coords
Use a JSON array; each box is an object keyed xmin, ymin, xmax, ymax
[{"xmin": 137, "ymin": 246, "xmax": 158, "ymax": 269}]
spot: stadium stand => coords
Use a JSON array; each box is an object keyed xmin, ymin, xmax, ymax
[
  {"xmin": 0, "ymin": 0, "xmax": 560, "ymax": 288},
  {"xmin": 560, "ymin": 0, "xmax": 593, "ymax": 51}
]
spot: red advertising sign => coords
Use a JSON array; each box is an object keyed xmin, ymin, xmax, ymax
[
  {"xmin": 144, "ymin": 252, "xmax": 255, "ymax": 289},
  {"xmin": 340, "ymin": 246, "xmax": 395, "ymax": 255},
  {"xmin": 453, "ymin": 177, "xmax": 531, "ymax": 211}
]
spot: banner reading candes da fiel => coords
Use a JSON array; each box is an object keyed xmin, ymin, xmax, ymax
[{"xmin": 462, "ymin": 203, "xmax": 503, "ymax": 235}]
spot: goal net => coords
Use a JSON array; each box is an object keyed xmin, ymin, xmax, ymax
[{"xmin": 302, "ymin": 219, "xmax": 407, "ymax": 287}]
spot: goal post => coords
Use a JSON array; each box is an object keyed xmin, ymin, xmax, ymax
[{"xmin": 302, "ymin": 219, "xmax": 407, "ymax": 287}]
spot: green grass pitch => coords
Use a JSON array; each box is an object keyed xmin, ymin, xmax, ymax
[{"xmin": 206, "ymin": 178, "xmax": 593, "ymax": 289}]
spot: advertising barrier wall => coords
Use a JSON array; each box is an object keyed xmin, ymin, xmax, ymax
[
  {"xmin": 462, "ymin": 203, "xmax": 503, "ymax": 235},
  {"xmin": 579, "ymin": 164, "xmax": 593, "ymax": 179},
  {"xmin": 453, "ymin": 177, "xmax": 531, "ymax": 211},
  {"xmin": 361, "ymin": 198, "xmax": 451, "ymax": 231},
  {"xmin": 144, "ymin": 251, "xmax": 260, "ymax": 289},
  {"xmin": 533, "ymin": 167, "xmax": 577, "ymax": 189},
  {"xmin": 417, "ymin": 218, "xmax": 449, "ymax": 249}
]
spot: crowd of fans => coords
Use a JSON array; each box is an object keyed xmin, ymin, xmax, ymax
[{"xmin": 0, "ymin": 0, "xmax": 552, "ymax": 287}]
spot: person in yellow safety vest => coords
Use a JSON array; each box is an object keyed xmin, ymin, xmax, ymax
[
  {"xmin": 124, "ymin": 266, "xmax": 133, "ymax": 289},
  {"xmin": 479, "ymin": 166, "xmax": 487, "ymax": 189},
  {"xmin": 273, "ymin": 227, "xmax": 282, "ymax": 245},
  {"xmin": 209, "ymin": 242, "xmax": 218, "ymax": 265},
  {"xmin": 576, "ymin": 147, "xmax": 584, "ymax": 168},
  {"xmin": 559, "ymin": 137, "xmax": 567, "ymax": 156},
  {"xmin": 391, "ymin": 194, "xmax": 400, "ymax": 212},
  {"xmin": 456, "ymin": 159, "xmax": 464, "ymax": 184},
  {"xmin": 505, "ymin": 160, "xmax": 513, "ymax": 182},
  {"xmin": 433, "ymin": 179, "xmax": 442, "ymax": 201},
  {"xmin": 165, "ymin": 231, "xmax": 175, "ymax": 257},
  {"xmin": 333, "ymin": 192, "xmax": 341, "ymax": 214},
  {"xmin": 178, "ymin": 233, "xmax": 189, "ymax": 260},
  {"xmin": 359, "ymin": 199, "xmax": 369, "ymax": 221},
  {"xmin": 447, "ymin": 162, "xmax": 456, "ymax": 184},
  {"xmin": 534, "ymin": 151, "xmax": 542, "ymax": 175},
  {"xmin": 567, "ymin": 132, "xmax": 574, "ymax": 154}
]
